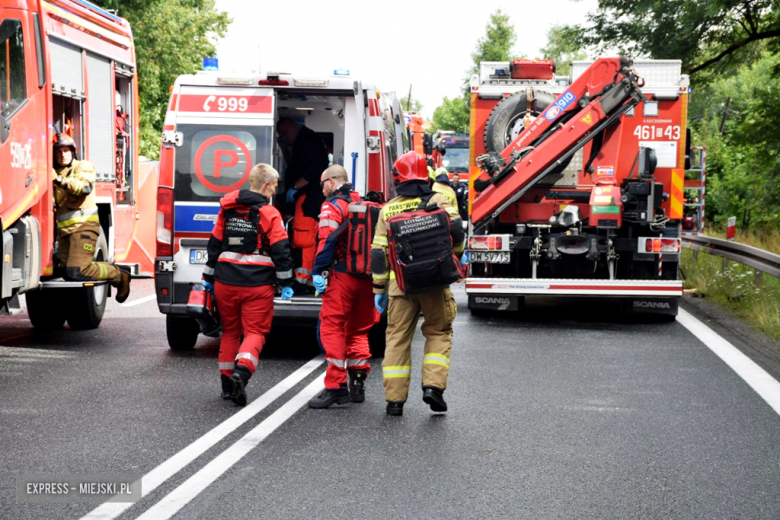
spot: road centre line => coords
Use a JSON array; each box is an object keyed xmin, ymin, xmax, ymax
[
  {"xmin": 678, "ymin": 308, "xmax": 780, "ymax": 417},
  {"xmin": 120, "ymin": 294, "xmax": 157, "ymax": 307},
  {"xmin": 135, "ymin": 372, "xmax": 326, "ymax": 520},
  {"xmin": 81, "ymin": 355, "xmax": 325, "ymax": 520}
]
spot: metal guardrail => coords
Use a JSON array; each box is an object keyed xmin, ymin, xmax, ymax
[{"xmin": 682, "ymin": 235, "xmax": 780, "ymax": 278}]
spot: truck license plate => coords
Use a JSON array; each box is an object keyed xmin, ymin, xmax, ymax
[
  {"xmin": 470, "ymin": 251, "xmax": 510, "ymax": 264},
  {"xmin": 189, "ymin": 249, "xmax": 208, "ymax": 264}
]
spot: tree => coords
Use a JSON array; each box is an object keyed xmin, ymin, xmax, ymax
[
  {"xmin": 94, "ymin": 0, "xmax": 230, "ymax": 158},
  {"xmin": 431, "ymin": 9, "xmax": 518, "ymax": 133},
  {"xmin": 540, "ymin": 25, "xmax": 587, "ymax": 76},
  {"xmin": 569, "ymin": 0, "xmax": 780, "ymax": 75}
]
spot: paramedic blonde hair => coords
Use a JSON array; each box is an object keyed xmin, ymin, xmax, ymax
[{"xmin": 249, "ymin": 163, "xmax": 279, "ymax": 192}]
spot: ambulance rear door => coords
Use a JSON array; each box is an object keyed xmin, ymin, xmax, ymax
[{"xmin": 170, "ymin": 86, "xmax": 275, "ymax": 286}]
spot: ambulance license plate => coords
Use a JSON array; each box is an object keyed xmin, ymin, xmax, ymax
[
  {"xmin": 470, "ymin": 251, "xmax": 510, "ymax": 264},
  {"xmin": 189, "ymin": 249, "xmax": 208, "ymax": 264}
]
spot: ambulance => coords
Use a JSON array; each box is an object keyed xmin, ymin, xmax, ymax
[{"xmin": 155, "ymin": 68, "xmax": 407, "ymax": 351}]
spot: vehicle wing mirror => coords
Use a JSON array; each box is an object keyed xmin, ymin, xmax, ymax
[
  {"xmin": 0, "ymin": 112, "xmax": 8, "ymax": 144},
  {"xmin": 439, "ymin": 146, "xmax": 446, "ymax": 156},
  {"xmin": 423, "ymin": 134, "xmax": 433, "ymax": 155}
]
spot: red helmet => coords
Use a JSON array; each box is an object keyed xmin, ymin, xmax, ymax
[
  {"xmin": 53, "ymin": 132, "xmax": 76, "ymax": 152},
  {"xmin": 392, "ymin": 151, "xmax": 428, "ymax": 186}
]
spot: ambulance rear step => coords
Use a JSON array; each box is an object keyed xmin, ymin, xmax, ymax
[
  {"xmin": 273, "ymin": 294, "xmax": 322, "ymax": 320},
  {"xmin": 41, "ymin": 279, "xmax": 109, "ymax": 289}
]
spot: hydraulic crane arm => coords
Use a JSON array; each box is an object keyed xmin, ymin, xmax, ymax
[{"xmin": 471, "ymin": 57, "xmax": 647, "ymax": 229}]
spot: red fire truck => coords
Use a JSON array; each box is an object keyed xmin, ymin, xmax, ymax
[
  {"xmin": 431, "ymin": 131, "xmax": 469, "ymax": 175},
  {"xmin": 466, "ymin": 58, "xmax": 689, "ymax": 319},
  {"xmin": 0, "ymin": 0, "xmax": 157, "ymax": 329},
  {"xmin": 155, "ymin": 69, "xmax": 406, "ymax": 351}
]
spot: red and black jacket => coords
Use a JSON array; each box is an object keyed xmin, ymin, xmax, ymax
[
  {"xmin": 313, "ymin": 184, "xmax": 360, "ymax": 274},
  {"xmin": 203, "ymin": 190, "xmax": 294, "ymax": 287}
]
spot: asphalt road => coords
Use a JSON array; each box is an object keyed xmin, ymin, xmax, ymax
[{"xmin": 1, "ymin": 280, "xmax": 779, "ymax": 519}]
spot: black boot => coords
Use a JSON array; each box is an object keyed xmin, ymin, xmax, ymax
[
  {"xmin": 386, "ymin": 401, "xmax": 404, "ymax": 416},
  {"xmin": 230, "ymin": 367, "xmax": 251, "ymax": 406},
  {"xmin": 308, "ymin": 386, "xmax": 350, "ymax": 409},
  {"xmin": 348, "ymin": 369, "xmax": 367, "ymax": 403},
  {"xmin": 422, "ymin": 386, "xmax": 447, "ymax": 412},
  {"xmin": 220, "ymin": 374, "xmax": 233, "ymax": 400}
]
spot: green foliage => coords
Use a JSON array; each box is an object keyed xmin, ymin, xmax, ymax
[
  {"xmin": 93, "ymin": 0, "xmax": 230, "ymax": 158},
  {"xmin": 429, "ymin": 97, "xmax": 469, "ymax": 134},
  {"xmin": 692, "ymin": 52, "xmax": 780, "ymax": 230},
  {"xmin": 539, "ymin": 25, "xmax": 587, "ymax": 76},
  {"xmin": 569, "ymin": 0, "xmax": 780, "ymax": 74}
]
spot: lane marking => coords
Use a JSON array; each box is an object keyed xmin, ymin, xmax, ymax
[
  {"xmin": 120, "ymin": 294, "xmax": 157, "ymax": 307},
  {"xmin": 0, "ymin": 346, "xmax": 76, "ymax": 358},
  {"xmin": 135, "ymin": 373, "xmax": 325, "ymax": 520},
  {"xmin": 81, "ymin": 355, "xmax": 325, "ymax": 520},
  {"xmin": 679, "ymin": 308, "xmax": 780, "ymax": 417}
]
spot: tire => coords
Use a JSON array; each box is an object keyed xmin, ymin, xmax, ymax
[
  {"xmin": 26, "ymin": 289, "xmax": 67, "ymax": 330},
  {"xmin": 368, "ymin": 314, "xmax": 387, "ymax": 358},
  {"xmin": 66, "ymin": 231, "xmax": 109, "ymax": 330},
  {"xmin": 167, "ymin": 315, "xmax": 200, "ymax": 351},
  {"xmin": 483, "ymin": 89, "xmax": 558, "ymax": 153}
]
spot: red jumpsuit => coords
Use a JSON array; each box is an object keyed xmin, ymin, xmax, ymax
[
  {"xmin": 293, "ymin": 194, "xmax": 317, "ymax": 286},
  {"xmin": 314, "ymin": 186, "xmax": 375, "ymax": 389},
  {"xmin": 203, "ymin": 190, "xmax": 294, "ymax": 379}
]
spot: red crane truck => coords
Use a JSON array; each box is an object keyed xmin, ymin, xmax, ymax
[
  {"xmin": 0, "ymin": 0, "xmax": 157, "ymax": 329},
  {"xmin": 466, "ymin": 58, "xmax": 688, "ymax": 319}
]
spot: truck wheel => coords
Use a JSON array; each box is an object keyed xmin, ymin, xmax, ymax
[
  {"xmin": 368, "ymin": 314, "xmax": 387, "ymax": 358},
  {"xmin": 167, "ymin": 315, "xmax": 200, "ymax": 351},
  {"xmin": 26, "ymin": 289, "xmax": 67, "ymax": 330},
  {"xmin": 66, "ymin": 231, "xmax": 109, "ymax": 330},
  {"xmin": 483, "ymin": 89, "xmax": 558, "ymax": 153}
]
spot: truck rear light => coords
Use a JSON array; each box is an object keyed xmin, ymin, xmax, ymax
[
  {"xmin": 258, "ymin": 79, "xmax": 289, "ymax": 86},
  {"xmin": 157, "ymin": 187, "xmax": 174, "ymax": 257},
  {"xmin": 640, "ymin": 238, "xmax": 680, "ymax": 254},
  {"xmin": 469, "ymin": 235, "xmax": 509, "ymax": 251}
]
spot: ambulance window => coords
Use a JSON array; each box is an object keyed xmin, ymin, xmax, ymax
[
  {"xmin": 0, "ymin": 19, "xmax": 27, "ymax": 119},
  {"xmin": 174, "ymin": 124, "xmax": 273, "ymax": 202}
]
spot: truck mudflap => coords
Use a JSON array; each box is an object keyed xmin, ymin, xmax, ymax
[{"xmin": 465, "ymin": 278, "xmax": 683, "ymax": 297}]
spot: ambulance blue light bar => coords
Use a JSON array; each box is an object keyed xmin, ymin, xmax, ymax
[
  {"xmin": 203, "ymin": 58, "xmax": 219, "ymax": 71},
  {"xmin": 333, "ymin": 69, "xmax": 350, "ymax": 76}
]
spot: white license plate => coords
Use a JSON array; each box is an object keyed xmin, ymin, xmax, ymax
[
  {"xmin": 470, "ymin": 251, "xmax": 511, "ymax": 264},
  {"xmin": 189, "ymin": 249, "xmax": 208, "ymax": 264}
]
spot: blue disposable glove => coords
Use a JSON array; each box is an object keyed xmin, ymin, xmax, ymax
[
  {"xmin": 285, "ymin": 188, "xmax": 299, "ymax": 204},
  {"xmin": 460, "ymin": 251, "xmax": 470, "ymax": 267},
  {"xmin": 201, "ymin": 279, "xmax": 213, "ymax": 291},
  {"xmin": 374, "ymin": 293, "xmax": 387, "ymax": 314},
  {"xmin": 313, "ymin": 275, "xmax": 327, "ymax": 293},
  {"xmin": 281, "ymin": 286, "xmax": 294, "ymax": 300}
]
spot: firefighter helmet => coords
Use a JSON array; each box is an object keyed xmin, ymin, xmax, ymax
[
  {"xmin": 392, "ymin": 151, "xmax": 428, "ymax": 186},
  {"xmin": 53, "ymin": 133, "xmax": 76, "ymax": 152},
  {"xmin": 434, "ymin": 167, "xmax": 449, "ymax": 183}
]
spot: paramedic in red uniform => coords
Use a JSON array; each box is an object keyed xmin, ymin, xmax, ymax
[
  {"xmin": 308, "ymin": 165, "xmax": 375, "ymax": 408},
  {"xmin": 276, "ymin": 117, "xmax": 329, "ymax": 289},
  {"xmin": 202, "ymin": 164, "xmax": 294, "ymax": 406}
]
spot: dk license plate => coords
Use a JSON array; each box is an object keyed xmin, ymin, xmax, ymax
[
  {"xmin": 189, "ymin": 249, "xmax": 208, "ymax": 264},
  {"xmin": 470, "ymin": 251, "xmax": 511, "ymax": 264}
]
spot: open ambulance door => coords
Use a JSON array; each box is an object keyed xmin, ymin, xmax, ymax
[{"xmin": 348, "ymin": 80, "xmax": 367, "ymax": 191}]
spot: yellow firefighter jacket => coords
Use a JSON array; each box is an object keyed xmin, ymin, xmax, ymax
[
  {"xmin": 432, "ymin": 181, "xmax": 458, "ymax": 208},
  {"xmin": 52, "ymin": 159, "xmax": 99, "ymax": 235}
]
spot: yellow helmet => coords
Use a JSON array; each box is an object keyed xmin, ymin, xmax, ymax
[{"xmin": 433, "ymin": 167, "xmax": 449, "ymax": 183}]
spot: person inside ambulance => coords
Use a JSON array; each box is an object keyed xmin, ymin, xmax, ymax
[
  {"xmin": 371, "ymin": 151, "xmax": 465, "ymax": 416},
  {"xmin": 308, "ymin": 165, "xmax": 375, "ymax": 409},
  {"xmin": 202, "ymin": 163, "xmax": 295, "ymax": 406},
  {"xmin": 51, "ymin": 133, "xmax": 131, "ymax": 302},
  {"xmin": 276, "ymin": 117, "xmax": 329, "ymax": 290},
  {"xmin": 429, "ymin": 166, "xmax": 458, "ymax": 209}
]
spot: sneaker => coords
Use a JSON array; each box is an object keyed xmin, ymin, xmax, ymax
[
  {"xmin": 307, "ymin": 388, "xmax": 350, "ymax": 409},
  {"xmin": 422, "ymin": 386, "xmax": 447, "ymax": 412},
  {"xmin": 386, "ymin": 401, "xmax": 404, "ymax": 416},
  {"xmin": 348, "ymin": 369, "xmax": 367, "ymax": 403}
]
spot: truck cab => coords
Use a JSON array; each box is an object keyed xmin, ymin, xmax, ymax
[{"xmin": 155, "ymin": 69, "xmax": 406, "ymax": 351}]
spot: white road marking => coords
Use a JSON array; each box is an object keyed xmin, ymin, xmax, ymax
[
  {"xmin": 0, "ymin": 346, "xmax": 76, "ymax": 359},
  {"xmin": 81, "ymin": 355, "xmax": 325, "ymax": 520},
  {"xmin": 120, "ymin": 294, "xmax": 157, "ymax": 307},
  {"xmin": 135, "ymin": 373, "xmax": 325, "ymax": 520},
  {"xmin": 678, "ymin": 308, "xmax": 780, "ymax": 417}
]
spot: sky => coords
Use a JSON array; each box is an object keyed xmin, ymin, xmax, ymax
[{"xmin": 214, "ymin": 0, "xmax": 598, "ymax": 119}]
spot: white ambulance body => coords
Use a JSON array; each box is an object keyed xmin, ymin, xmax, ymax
[{"xmin": 155, "ymin": 70, "xmax": 407, "ymax": 351}]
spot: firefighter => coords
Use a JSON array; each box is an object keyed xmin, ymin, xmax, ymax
[
  {"xmin": 51, "ymin": 133, "xmax": 131, "ymax": 302},
  {"xmin": 452, "ymin": 173, "xmax": 469, "ymax": 221},
  {"xmin": 202, "ymin": 163, "xmax": 295, "ymax": 406},
  {"xmin": 371, "ymin": 152, "xmax": 465, "ymax": 416},
  {"xmin": 276, "ymin": 117, "xmax": 329, "ymax": 289},
  {"xmin": 308, "ymin": 165, "xmax": 374, "ymax": 408},
  {"xmin": 429, "ymin": 166, "xmax": 458, "ymax": 208}
]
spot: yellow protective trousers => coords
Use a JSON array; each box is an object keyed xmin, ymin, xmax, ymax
[
  {"xmin": 382, "ymin": 286, "xmax": 457, "ymax": 402},
  {"xmin": 58, "ymin": 222, "xmax": 122, "ymax": 285}
]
